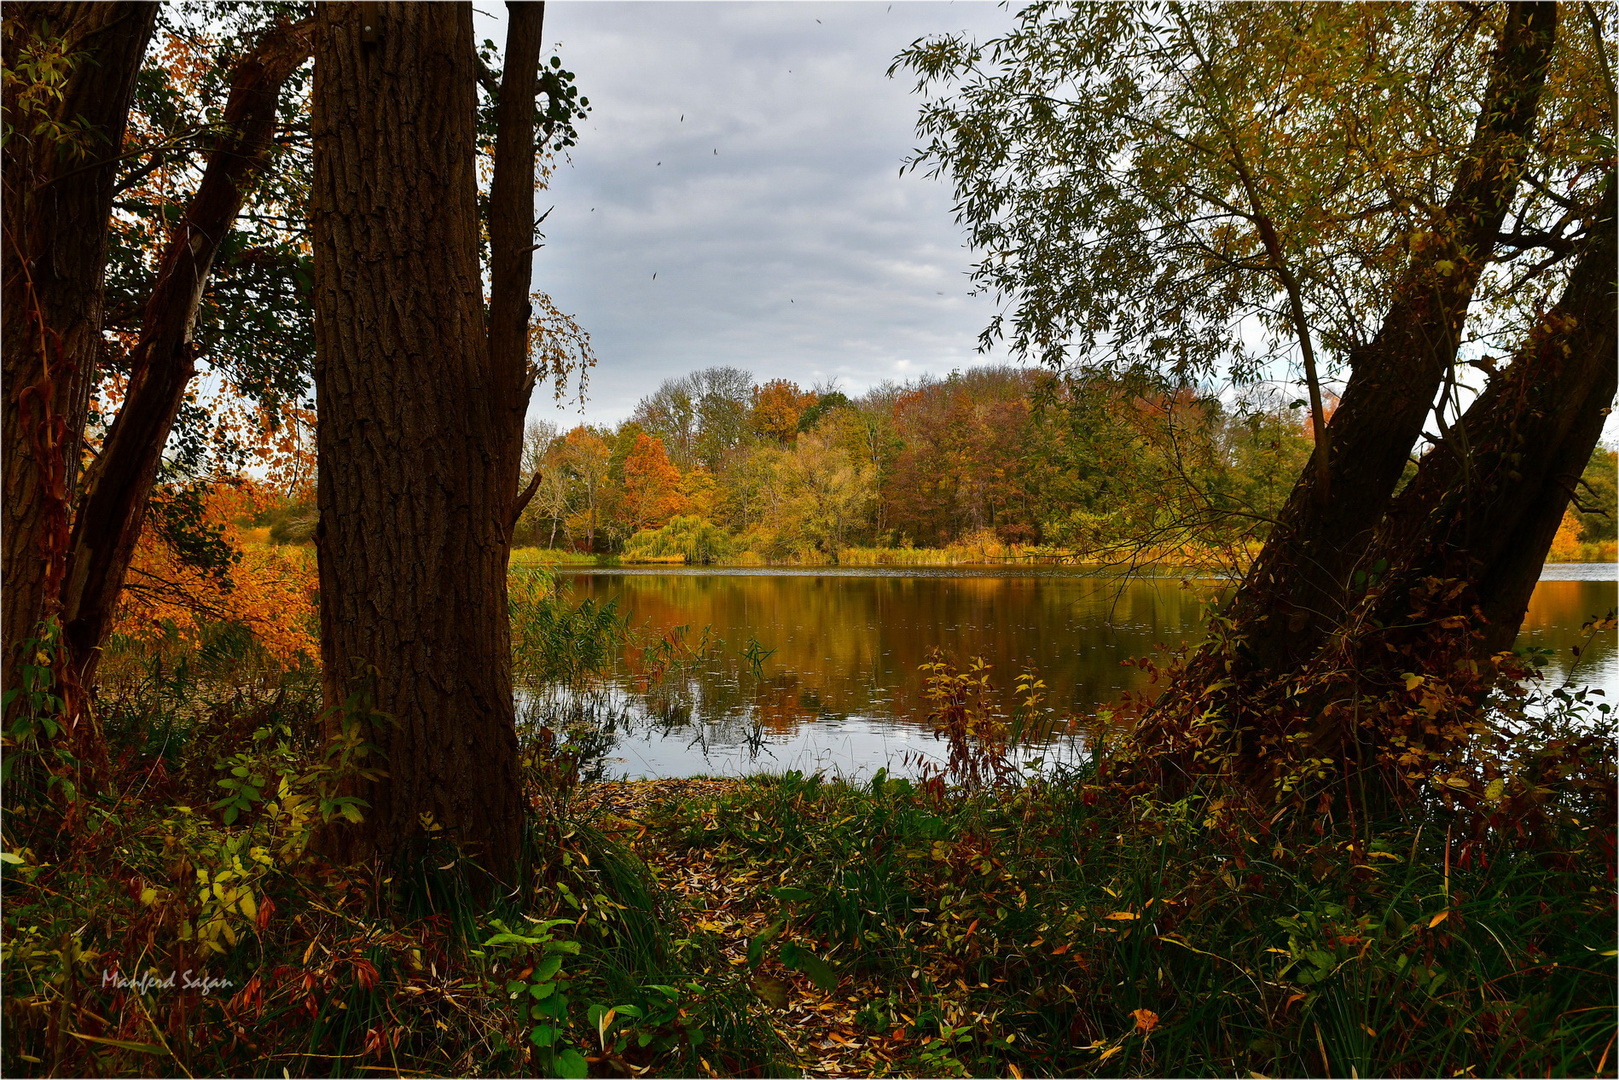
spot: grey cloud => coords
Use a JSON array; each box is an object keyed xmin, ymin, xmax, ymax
[{"xmin": 506, "ymin": 1, "xmax": 1018, "ymax": 426}]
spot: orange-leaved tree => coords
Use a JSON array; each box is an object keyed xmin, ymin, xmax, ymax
[{"xmin": 621, "ymin": 433, "xmax": 687, "ymax": 535}]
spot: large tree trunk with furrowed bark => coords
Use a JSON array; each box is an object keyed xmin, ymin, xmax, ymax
[
  {"xmin": 311, "ymin": 1, "xmax": 533, "ymax": 879},
  {"xmin": 2, "ymin": 2, "xmax": 155, "ymax": 711},
  {"xmin": 59, "ymin": 17, "xmax": 312, "ymax": 691}
]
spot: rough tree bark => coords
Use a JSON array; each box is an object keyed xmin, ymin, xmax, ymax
[
  {"xmin": 311, "ymin": 1, "xmax": 546, "ymax": 878},
  {"xmin": 1366, "ymin": 177, "xmax": 1617, "ymax": 660},
  {"xmin": 59, "ymin": 18, "xmax": 313, "ymax": 690},
  {"xmin": 1215, "ymin": 2, "xmax": 1559, "ymax": 672},
  {"xmin": 2, "ymin": 2, "xmax": 155, "ymax": 706}
]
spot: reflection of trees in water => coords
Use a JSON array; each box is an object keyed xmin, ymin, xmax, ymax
[
  {"xmin": 1518, "ymin": 581, "xmax": 1618, "ymax": 690},
  {"xmin": 565, "ymin": 571, "xmax": 1214, "ymax": 721},
  {"xmin": 517, "ymin": 687, "xmax": 630, "ymax": 785},
  {"xmin": 526, "ymin": 572, "xmax": 1615, "ymax": 777}
]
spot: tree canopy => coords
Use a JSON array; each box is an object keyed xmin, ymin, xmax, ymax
[{"xmin": 894, "ymin": 2, "xmax": 1611, "ymax": 385}]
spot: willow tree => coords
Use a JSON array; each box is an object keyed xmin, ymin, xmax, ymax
[
  {"xmin": 896, "ymin": 2, "xmax": 1614, "ymax": 801},
  {"xmin": 311, "ymin": 1, "xmax": 583, "ymax": 877}
]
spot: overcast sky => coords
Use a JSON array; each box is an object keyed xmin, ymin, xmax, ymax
[{"xmin": 479, "ymin": 1, "xmax": 1021, "ymax": 430}]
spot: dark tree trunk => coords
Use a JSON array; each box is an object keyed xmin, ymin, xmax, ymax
[
  {"xmin": 488, "ymin": 3, "xmax": 545, "ymax": 537},
  {"xmin": 59, "ymin": 18, "xmax": 312, "ymax": 690},
  {"xmin": 1365, "ymin": 178, "xmax": 1617, "ymax": 661},
  {"xmin": 311, "ymin": 1, "xmax": 529, "ymax": 878},
  {"xmin": 1234, "ymin": 181, "xmax": 1619, "ymax": 800},
  {"xmin": 1129, "ymin": 6, "xmax": 1604, "ymax": 803},
  {"xmin": 2, "ymin": 2, "xmax": 155, "ymax": 707},
  {"xmin": 1217, "ymin": 2, "xmax": 1558, "ymax": 671}
]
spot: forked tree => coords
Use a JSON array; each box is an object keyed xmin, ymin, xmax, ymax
[{"xmin": 897, "ymin": 1, "xmax": 1615, "ymax": 803}]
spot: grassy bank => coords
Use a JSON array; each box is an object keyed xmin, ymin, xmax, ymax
[
  {"xmin": 3, "ymin": 581, "xmax": 1613, "ymax": 1077},
  {"xmin": 599, "ymin": 766, "xmax": 1616, "ymax": 1078}
]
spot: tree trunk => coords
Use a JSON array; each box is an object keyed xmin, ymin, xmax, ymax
[
  {"xmin": 59, "ymin": 18, "xmax": 312, "ymax": 690},
  {"xmin": 1128, "ymin": 6, "xmax": 1600, "ymax": 804},
  {"xmin": 488, "ymin": 3, "xmax": 545, "ymax": 538},
  {"xmin": 1237, "ymin": 180, "xmax": 1618, "ymax": 801},
  {"xmin": 2, "ymin": 2, "xmax": 155, "ymax": 707},
  {"xmin": 1217, "ymin": 2, "xmax": 1558, "ymax": 671},
  {"xmin": 311, "ymin": 1, "xmax": 525, "ymax": 878},
  {"xmin": 1365, "ymin": 177, "xmax": 1617, "ymax": 660}
]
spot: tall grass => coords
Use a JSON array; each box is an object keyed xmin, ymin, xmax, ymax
[
  {"xmin": 635, "ymin": 762, "xmax": 1615, "ymax": 1078},
  {"xmin": 0, "ymin": 589, "xmax": 788, "ymax": 1078}
]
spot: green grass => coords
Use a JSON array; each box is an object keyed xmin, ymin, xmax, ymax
[
  {"xmin": 509, "ymin": 546, "xmax": 612, "ymax": 569},
  {"xmin": 631, "ymin": 768, "xmax": 1617, "ymax": 1077}
]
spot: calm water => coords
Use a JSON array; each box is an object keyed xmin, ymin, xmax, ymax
[{"xmin": 537, "ymin": 563, "xmax": 1616, "ymax": 781}]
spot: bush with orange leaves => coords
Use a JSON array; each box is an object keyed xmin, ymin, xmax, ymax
[{"xmin": 111, "ymin": 478, "xmax": 318, "ymax": 668}]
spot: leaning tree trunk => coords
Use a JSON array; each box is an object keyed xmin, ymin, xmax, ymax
[
  {"xmin": 1214, "ymin": 2, "xmax": 1558, "ymax": 673},
  {"xmin": 1126, "ymin": 4, "xmax": 1576, "ymax": 802},
  {"xmin": 60, "ymin": 18, "xmax": 312, "ymax": 690},
  {"xmin": 1366, "ymin": 177, "xmax": 1617, "ymax": 661},
  {"xmin": 311, "ymin": 1, "xmax": 527, "ymax": 878},
  {"xmin": 1234, "ymin": 179, "xmax": 1618, "ymax": 802},
  {"xmin": 2, "ymin": 2, "xmax": 156, "ymax": 710}
]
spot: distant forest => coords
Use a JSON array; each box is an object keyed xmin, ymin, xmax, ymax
[{"xmin": 264, "ymin": 364, "xmax": 1606, "ymax": 567}]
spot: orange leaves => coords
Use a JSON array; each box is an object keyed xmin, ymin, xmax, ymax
[
  {"xmin": 1130, "ymin": 1008, "xmax": 1159, "ymax": 1036},
  {"xmin": 751, "ymin": 379, "xmax": 813, "ymax": 444},
  {"xmin": 113, "ymin": 479, "xmax": 317, "ymax": 666},
  {"xmin": 622, "ymin": 434, "xmax": 687, "ymax": 533}
]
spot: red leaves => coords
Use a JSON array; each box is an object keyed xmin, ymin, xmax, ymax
[{"xmin": 254, "ymin": 892, "xmax": 275, "ymax": 932}]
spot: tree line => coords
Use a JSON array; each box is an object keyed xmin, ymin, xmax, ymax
[{"xmin": 504, "ymin": 364, "xmax": 1323, "ymax": 566}]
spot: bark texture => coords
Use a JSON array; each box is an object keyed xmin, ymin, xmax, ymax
[
  {"xmin": 1365, "ymin": 177, "xmax": 1617, "ymax": 660},
  {"xmin": 487, "ymin": 3, "xmax": 544, "ymax": 535},
  {"xmin": 311, "ymin": 1, "xmax": 524, "ymax": 875},
  {"xmin": 60, "ymin": 18, "xmax": 312, "ymax": 689},
  {"xmin": 1219, "ymin": 2, "xmax": 1558, "ymax": 671},
  {"xmin": 2, "ymin": 2, "xmax": 155, "ymax": 702}
]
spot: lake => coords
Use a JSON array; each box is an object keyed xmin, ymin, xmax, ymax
[{"xmin": 532, "ymin": 563, "xmax": 1617, "ymax": 781}]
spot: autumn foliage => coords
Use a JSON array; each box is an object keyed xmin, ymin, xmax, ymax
[{"xmin": 110, "ymin": 479, "xmax": 317, "ymax": 667}]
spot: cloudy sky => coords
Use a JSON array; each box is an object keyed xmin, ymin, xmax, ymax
[{"xmin": 478, "ymin": 1, "xmax": 1021, "ymax": 430}]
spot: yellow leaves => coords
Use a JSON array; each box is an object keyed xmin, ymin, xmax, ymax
[
  {"xmin": 1130, "ymin": 1008, "xmax": 1159, "ymax": 1035},
  {"xmin": 1428, "ymin": 910, "xmax": 1449, "ymax": 929},
  {"xmin": 1402, "ymin": 673, "xmax": 1424, "ymax": 691},
  {"xmin": 1103, "ymin": 911, "xmax": 1139, "ymax": 921},
  {"xmin": 1483, "ymin": 777, "xmax": 1506, "ymax": 805}
]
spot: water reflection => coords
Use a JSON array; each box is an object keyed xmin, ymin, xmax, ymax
[{"xmin": 532, "ymin": 566, "xmax": 1615, "ymax": 781}]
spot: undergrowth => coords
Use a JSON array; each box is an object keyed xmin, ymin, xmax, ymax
[
  {"xmin": 2, "ymin": 587, "xmax": 1613, "ymax": 1077},
  {"xmin": 630, "ymin": 748, "xmax": 1616, "ymax": 1078}
]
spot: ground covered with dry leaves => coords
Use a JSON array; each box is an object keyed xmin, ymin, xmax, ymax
[{"xmin": 572, "ymin": 770, "xmax": 1615, "ymax": 1079}]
